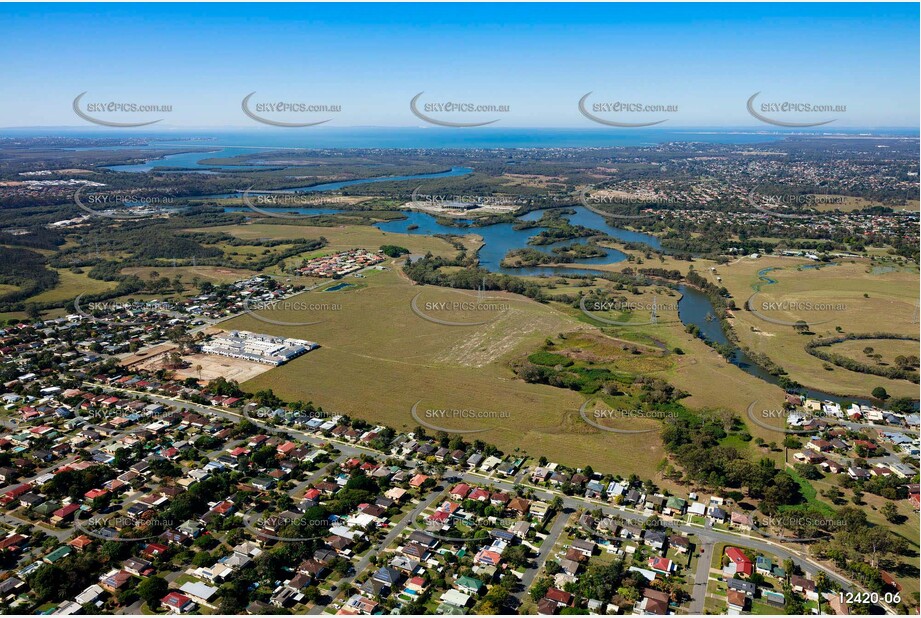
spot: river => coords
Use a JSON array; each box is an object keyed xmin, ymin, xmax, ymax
[
  {"xmin": 675, "ymin": 284, "xmax": 890, "ymax": 407},
  {"xmin": 216, "ymin": 169, "xmax": 896, "ymax": 406}
]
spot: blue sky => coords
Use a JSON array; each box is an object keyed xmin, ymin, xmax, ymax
[{"xmin": 1, "ymin": 3, "xmax": 918, "ymax": 128}]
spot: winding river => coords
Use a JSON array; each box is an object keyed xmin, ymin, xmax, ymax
[
  {"xmin": 217, "ymin": 169, "xmax": 896, "ymax": 406},
  {"xmin": 674, "ymin": 285, "xmax": 883, "ymax": 406},
  {"xmin": 106, "ymin": 147, "xmax": 271, "ymax": 172}
]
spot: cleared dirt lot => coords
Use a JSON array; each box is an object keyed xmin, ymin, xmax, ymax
[
  {"xmin": 121, "ymin": 343, "xmax": 179, "ymax": 368},
  {"xmin": 129, "ymin": 350, "xmax": 274, "ymax": 383}
]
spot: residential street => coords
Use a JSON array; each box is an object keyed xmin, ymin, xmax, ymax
[
  {"xmin": 690, "ymin": 536, "xmax": 715, "ymax": 614},
  {"xmin": 307, "ymin": 489, "xmax": 445, "ymax": 615},
  {"xmin": 91, "ymin": 382, "xmax": 866, "ymax": 608},
  {"xmin": 512, "ymin": 505, "xmax": 573, "ymax": 607}
]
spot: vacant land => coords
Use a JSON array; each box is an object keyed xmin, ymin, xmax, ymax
[
  {"xmin": 540, "ymin": 272, "xmax": 790, "ymax": 457},
  {"xmin": 120, "ymin": 342, "xmax": 180, "ymax": 368},
  {"xmin": 121, "ymin": 264, "xmax": 258, "ymax": 284},
  {"xmin": 230, "ymin": 268, "xmax": 671, "ymax": 475},
  {"xmin": 26, "ymin": 268, "xmax": 117, "ymax": 304},
  {"xmin": 131, "ymin": 349, "xmax": 273, "ymax": 383},
  {"xmin": 202, "ymin": 221, "xmax": 472, "ymax": 259},
  {"xmin": 830, "ymin": 338, "xmax": 919, "ymax": 367},
  {"xmin": 714, "ymin": 256, "xmax": 919, "ymax": 399},
  {"xmin": 808, "ymin": 194, "xmax": 920, "ymax": 213}
]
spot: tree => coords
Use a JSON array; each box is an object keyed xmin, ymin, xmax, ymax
[
  {"xmin": 530, "ymin": 576, "xmax": 553, "ymax": 602},
  {"xmin": 880, "ymin": 501, "xmax": 900, "ymax": 523},
  {"xmin": 815, "ymin": 570, "xmax": 828, "ymax": 614},
  {"xmin": 782, "ymin": 559, "xmax": 794, "ymax": 583},
  {"xmin": 857, "ymin": 526, "xmax": 901, "ymax": 567},
  {"xmin": 784, "ymin": 584, "xmax": 805, "ymax": 615},
  {"xmin": 380, "ymin": 245, "xmax": 410, "ymax": 257},
  {"xmin": 503, "ymin": 545, "xmax": 530, "ymax": 568},
  {"xmin": 28, "ymin": 564, "xmax": 64, "ymax": 602},
  {"xmin": 136, "ymin": 575, "xmax": 168, "ymax": 609},
  {"xmin": 871, "ymin": 386, "xmax": 889, "ymax": 400}
]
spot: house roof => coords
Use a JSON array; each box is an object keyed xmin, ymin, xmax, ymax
[
  {"xmin": 727, "ymin": 589, "xmax": 747, "ymax": 608},
  {"xmin": 507, "ymin": 497, "xmax": 530, "ymax": 512},
  {"xmin": 456, "ymin": 575, "xmax": 482, "ymax": 590},
  {"xmin": 162, "ymin": 592, "xmax": 193, "ymax": 609},
  {"xmin": 545, "ymin": 588, "xmax": 572, "ymax": 605},
  {"xmin": 536, "ymin": 597, "xmax": 558, "ymax": 615},
  {"xmin": 649, "ymin": 557, "xmax": 673, "ymax": 572}
]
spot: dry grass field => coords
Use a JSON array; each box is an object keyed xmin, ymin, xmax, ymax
[
  {"xmin": 567, "ymin": 252, "xmax": 918, "ymax": 401},
  {"xmin": 830, "ymin": 338, "xmax": 920, "ymax": 366},
  {"xmin": 808, "ymin": 194, "xmax": 920, "ymax": 213},
  {"xmin": 156, "ymin": 224, "xmax": 911, "ymax": 477},
  {"xmin": 712, "ymin": 256, "xmax": 918, "ymax": 399},
  {"xmin": 201, "ymin": 221, "xmax": 474, "ymax": 259},
  {"xmin": 121, "ymin": 264, "xmax": 258, "ymax": 284},
  {"xmin": 227, "ymin": 268, "xmax": 675, "ymax": 475},
  {"xmin": 26, "ymin": 268, "xmax": 118, "ymax": 304}
]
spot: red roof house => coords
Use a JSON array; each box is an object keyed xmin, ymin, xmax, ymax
[{"xmin": 725, "ymin": 547, "xmax": 753, "ymax": 577}]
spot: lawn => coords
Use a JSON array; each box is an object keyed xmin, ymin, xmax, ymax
[
  {"xmin": 719, "ymin": 434, "xmax": 754, "ymax": 456},
  {"xmin": 750, "ymin": 599, "xmax": 783, "ymax": 614},
  {"xmin": 171, "ymin": 573, "xmax": 201, "ymax": 587}
]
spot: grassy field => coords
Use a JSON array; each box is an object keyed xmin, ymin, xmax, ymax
[
  {"xmin": 153, "ymin": 223, "xmax": 902, "ymax": 489},
  {"xmin": 782, "ymin": 468, "xmax": 837, "ymax": 516},
  {"xmin": 228, "ymin": 260, "xmax": 795, "ymax": 478},
  {"xmin": 559, "ymin": 286, "xmax": 792, "ymax": 459},
  {"xmin": 713, "ymin": 256, "xmax": 919, "ymax": 399},
  {"xmin": 829, "ymin": 338, "xmax": 920, "ymax": 367},
  {"xmin": 26, "ymin": 268, "xmax": 118, "ymax": 304},
  {"xmin": 808, "ymin": 195, "xmax": 920, "ymax": 213},
  {"xmin": 0, "ymin": 284, "xmax": 19, "ymax": 297},
  {"xmin": 121, "ymin": 264, "xmax": 259, "ymax": 284},
  {"xmin": 200, "ymin": 221, "xmax": 475, "ymax": 259},
  {"xmin": 520, "ymin": 264, "xmax": 794, "ymax": 462},
  {"xmin": 231, "ymin": 268, "xmax": 672, "ymax": 476},
  {"xmin": 213, "ymin": 241, "xmax": 301, "ymax": 268}
]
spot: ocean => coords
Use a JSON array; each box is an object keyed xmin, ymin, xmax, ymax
[{"xmin": 4, "ymin": 126, "xmax": 918, "ymax": 150}]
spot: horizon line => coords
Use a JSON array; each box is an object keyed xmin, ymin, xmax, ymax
[{"xmin": 3, "ymin": 125, "xmax": 919, "ymax": 132}]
